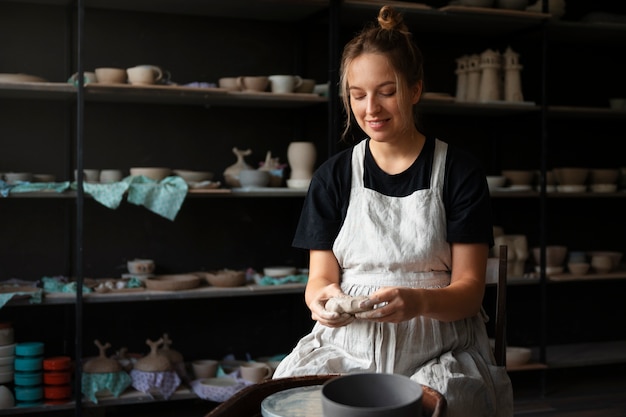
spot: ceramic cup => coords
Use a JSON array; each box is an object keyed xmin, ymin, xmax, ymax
[
  {"xmin": 236, "ymin": 76, "xmax": 269, "ymax": 92},
  {"xmin": 239, "ymin": 362, "xmax": 272, "ymax": 383},
  {"xmin": 127, "ymin": 259, "xmax": 155, "ymax": 274},
  {"xmin": 95, "ymin": 67, "xmax": 127, "ymax": 84},
  {"xmin": 192, "ymin": 359, "xmax": 218, "ymax": 379},
  {"xmin": 99, "ymin": 169, "xmax": 123, "ymax": 183},
  {"xmin": 74, "ymin": 169, "xmax": 100, "ymax": 183},
  {"xmin": 127, "ymin": 65, "xmax": 163, "ymax": 85},
  {"xmin": 268, "ymin": 75, "xmax": 303, "ymax": 94},
  {"xmin": 218, "ymin": 77, "xmax": 240, "ymax": 91}
]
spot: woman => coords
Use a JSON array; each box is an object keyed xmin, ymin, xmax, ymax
[{"xmin": 273, "ymin": 5, "xmax": 513, "ymax": 416}]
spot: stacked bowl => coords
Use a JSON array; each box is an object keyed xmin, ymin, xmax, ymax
[
  {"xmin": 13, "ymin": 342, "xmax": 45, "ymax": 407},
  {"xmin": 0, "ymin": 322, "xmax": 15, "ymax": 406}
]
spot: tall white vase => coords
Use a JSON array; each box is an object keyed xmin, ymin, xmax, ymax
[{"xmin": 287, "ymin": 141, "xmax": 316, "ymax": 180}]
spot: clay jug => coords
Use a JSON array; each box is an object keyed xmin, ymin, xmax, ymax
[{"xmin": 287, "ymin": 141, "xmax": 316, "ymax": 180}]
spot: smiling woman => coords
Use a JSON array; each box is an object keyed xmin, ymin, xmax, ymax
[{"xmin": 273, "ymin": 5, "xmax": 513, "ymax": 417}]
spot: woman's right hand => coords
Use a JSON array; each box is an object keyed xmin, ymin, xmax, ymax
[
  {"xmin": 305, "ymin": 250, "xmax": 354, "ymax": 327},
  {"xmin": 309, "ymin": 285, "xmax": 355, "ymax": 327}
]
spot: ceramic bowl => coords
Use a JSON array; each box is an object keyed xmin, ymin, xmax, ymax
[
  {"xmin": 0, "ymin": 344, "xmax": 15, "ymax": 358},
  {"xmin": 567, "ymin": 262, "xmax": 590, "ymax": 275},
  {"xmin": 589, "ymin": 169, "xmax": 619, "ymax": 185},
  {"xmin": 16, "ymin": 342, "xmax": 44, "ymax": 357},
  {"xmin": 14, "ymin": 357, "xmax": 42, "ymax": 372},
  {"xmin": 553, "ymin": 167, "xmax": 589, "ymax": 186},
  {"xmin": 173, "ymin": 170, "xmax": 214, "ymax": 183},
  {"xmin": 501, "ymin": 170, "xmax": 534, "ymax": 186},
  {"xmin": 0, "ymin": 370, "xmax": 13, "ymax": 384},
  {"xmin": 321, "ymin": 373, "xmax": 422, "ymax": 417},
  {"xmin": 3, "ymin": 172, "xmax": 33, "ymax": 184},
  {"xmin": 0, "ymin": 356, "xmax": 13, "ymax": 367},
  {"xmin": 532, "ymin": 245, "xmax": 568, "ymax": 267},
  {"xmin": 129, "ymin": 167, "xmax": 172, "ymax": 181},
  {"xmin": 201, "ymin": 269, "xmax": 246, "ymax": 288},
  {"xmin": 0, "ymin": 385, "xmax": 14, "ymax": 409},
  {"xmin": 590, "ymin": 255, "xmax": 613, "ymax": 274},
  {"xmin": 506, "ymin": 347, "xmax": 531, "ymax": 367},
  {"xmin": 590, "ymin": 184, "xmax": 617, "ymax": 193},
  {"xmin": 14, "ymin": 371, "xmax": 43, "ymax": 386},
  {"xmin": 0, "ymin": 73, "xmax": 46, "ymax": 83},
  {"xmin": 588, "ymin": 251, "xmax": 622, "ymax": 271},
  {"xmin": 43, "ymin": 371, "xmax": 71, "ymax": 385},
  {"xmin": 263, "ymin": 266, "xmax": 297, "ymax": 278},
  {"xmin": 239, "ymin": 170, "xmax": 270, "ymax": 188},
  {"xmin": 144, "ymin": 274, "xmax": 201, "ymax": 291}
]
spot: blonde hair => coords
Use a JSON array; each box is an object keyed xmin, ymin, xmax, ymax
[{"xmin": 339, "ymin": 5, "xmax": 424, "ymax": 141}]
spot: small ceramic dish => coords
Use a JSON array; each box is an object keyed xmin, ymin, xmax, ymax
[
  {"xmin": 567, "ymin": 262, "xmax": 590, "ymax": 275},
  {"xmin": 14, "ymin": 357, "xmax": 43, "ymax": 372},
  {"xmin": 0, "ymin": 344, "xmax": 15, "ymax": 358},
  {"xmin": 43, "ymin": 371, "xmax": 71, "ymax": 385},
  {"xmin": 173, "ymin": 170, "xmax": 214, "ymax": 183},
  {"xmin": 16, "ymin": 342, "xmax": 44, "ymax": 357},
  {"xmin": 0, "ymin": 356, "xmax": 14, "ymax": 366},
  {"xmin": 43, "ymin": 356, "xmax": 72, "ymax": 371},
  {"xmin": 263, "ymin": 266, "xmax": 297, "ymax": 278},
  {"xmin": 201, "ymin": 269, "xmax": 246, "ymax": 288},
  {"xmin": 145, "ymin": 274, "xmax": 201, "ymax": 291},
  {"xmin": 14, "ymin": 371, "xmax": 43, "ymax": 386},
  {"xmin": 0, "ymin": 371, "xmax": 13, "ymax": 384},
  {"xmin": 14, "ymin": 385, "xmax": 43, "ymax": 402}
]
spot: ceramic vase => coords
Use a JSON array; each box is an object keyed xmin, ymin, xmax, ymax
[
  {"xmin": 287, "ymin": 141, "xmax": 316, "ymax": 180},
  {"xmin": 478, "ymin": 48, "xmax": 502, "ymax": 102},
  {"xmin": 465, "ymin": 54, "xmax": 481, "ymax": 102},
  {"xmin": 223, "ymin": 147, "xmax": 253, "ymax": 187}
]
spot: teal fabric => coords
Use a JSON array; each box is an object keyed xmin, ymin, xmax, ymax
[
  {"xmin": 1, "ymin": 176, "xmax": 189, "ymax": 221},
  {"xmin": 0, "ymin": 180, "xmax": 70, "ymax": 197},
  {"xmin": 257, "ymin": 274, "xmax": 308, "ymax": 286}
]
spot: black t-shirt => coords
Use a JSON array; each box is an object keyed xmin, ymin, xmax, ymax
[{"xmin": 292, "ymin": 136, "xmax": 494, "ymax": 250}]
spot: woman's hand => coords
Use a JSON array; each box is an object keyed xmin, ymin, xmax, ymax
[
  {"xmin": 309, "ymin": 286, "xmax": 356, "ymax": 327},
  {"xmin": 355, "ymin": 287, "xmax": 422, "ymax": 323},
  {"xmin": 305, "ymin": 250, "xmax": 354, "ymax": 328}
]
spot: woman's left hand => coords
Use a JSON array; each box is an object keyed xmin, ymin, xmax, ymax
[{"xmin": 354, "ymin": 287, "xmax": 421, "ymax": 323}]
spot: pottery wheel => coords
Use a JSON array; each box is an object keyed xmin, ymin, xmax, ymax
[{"xmin": 261, "ymin": 385, "xmax": 322, "ymax": 417}]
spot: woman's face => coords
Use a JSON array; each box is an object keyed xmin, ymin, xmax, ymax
[{"xmin": 346, "ymin": 52, "xmax": 420, "ymax": 144}]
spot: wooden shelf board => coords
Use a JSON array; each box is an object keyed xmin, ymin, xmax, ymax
[
  {"xmin": 546, "ymin": 341, "xmax": 626, "ymax": 368},
  {"xmin": 40, "ymin": 283, "xmax": 306, "ymax": 305}
]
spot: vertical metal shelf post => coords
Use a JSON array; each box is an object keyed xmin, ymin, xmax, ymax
[{"xmin": 74, "ymin": 0, "xmax": 85, "ymax": 415}]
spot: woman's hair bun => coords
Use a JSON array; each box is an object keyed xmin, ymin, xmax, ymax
[{"xmin": 377, "ymin": 5, "xmax": 404, "ymax": 31}]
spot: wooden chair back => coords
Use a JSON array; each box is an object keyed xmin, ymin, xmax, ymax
[{"xmin": 486, "ymin": 244, "xmax": 508, "ymax": 367}]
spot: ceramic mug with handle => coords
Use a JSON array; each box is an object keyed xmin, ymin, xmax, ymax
[{"xmin": 127, "ymin": 65, "xmax": 163, "ymax": 85}]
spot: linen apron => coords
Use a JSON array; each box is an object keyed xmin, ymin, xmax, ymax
[{"xmin": 274, "ymin": 139, "xmax": 513, "ymax": 416}]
